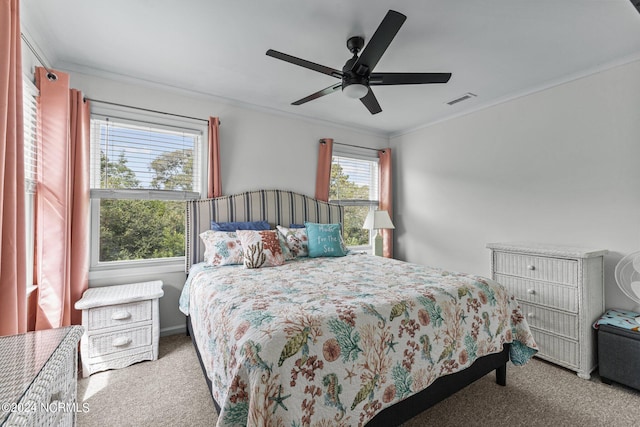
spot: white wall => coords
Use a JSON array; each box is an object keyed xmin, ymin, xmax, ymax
[
  {"xmin": 391, "ymin": 59, "xmax": 640, "ymax": 311},
  {"xmin": 42, "ymin": 69, "xmax": 389, "ymax": 335}
]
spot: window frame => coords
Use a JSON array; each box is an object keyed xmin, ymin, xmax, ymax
[
  {"xmin": 88, "ymin": 104, "xmax": 207, "ymax": 274},
  {"xmin": 23, "ymin": 76, "xmax": 38, "ymax": 291},
  {"xmin": 329, "ymin": 146, "xmax": 380, "ymax": 251}
]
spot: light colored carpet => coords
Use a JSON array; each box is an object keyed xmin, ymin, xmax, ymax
[{"xmin": 77, "ymin": 335, "xmax": 640, "ymax": 427}]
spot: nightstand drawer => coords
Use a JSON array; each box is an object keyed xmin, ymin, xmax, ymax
[
  {"xmin": 88, "ymin": 300, "xmax": 152, "ymax": 330},
  {"xmin": 495, "ymin": 274, "xmax": 577, "ymax": 312},
  {"xmin": 88, "ymin": 326, "xmax": 152, "ymax": 358},
  {"xmin": 494, "ymin": 252, "xmax": 578, "ymax": 285},
  {"xmin": 520, "ymin": 302, "xmax": 578, "ymax": 339}
]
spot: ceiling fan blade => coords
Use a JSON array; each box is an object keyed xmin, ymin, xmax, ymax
[
  {"xmin": 352, "ymin": 10, "xmax": 406, "ymax": 75},
  {"xmin": 266, "ymin": 49, "xmax": 343, "ymax": 78},
  {"xmin": 370, "ymin": 72, "xmax": 452, "ymax": 85},
  {"xmin": 292, "ymin": 83, "xmax": 342, "ymax": 105},
  {"xmin": 360, "ymin": 88, "xmax": 382, "ymax": 115}
]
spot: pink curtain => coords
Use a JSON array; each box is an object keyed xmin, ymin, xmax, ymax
[
  {"xmin": 315, "ymin": 138, "xmax": 333, "ymax": 201},
  {"xmin": 207, "ymin": 117, "xmax": 221, "ymax": 198},
  {"xmin": 34, "ymin": 67, "xmax": 89, "ymax": 329},
  {"xmin": 0, "ymin": 0, "xmax": 28, "ymax": 336},
  {"xmin": 68, "ymin": 90, "xmax": 90, "ymax": 326},
  {"xmin": 378, "ymin": 148, "xmax": 393, "ymax": 258}
]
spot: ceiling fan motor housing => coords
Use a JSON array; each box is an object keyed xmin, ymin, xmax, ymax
[
  {"xmin": 346, "ymin": 36, "xmax": 365, "ymax": 54},
  {"xmin": 342, "ymin": 51, "xmax": 370, "ymax": 93}
]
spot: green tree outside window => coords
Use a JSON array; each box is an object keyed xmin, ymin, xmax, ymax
[
  {"xmin": 329, "ymin": 160, "xmax": 377, "ymax": 247},
  {"xmin": 98, "ymin": 150, "xmax": 189, "ymax": 262}
]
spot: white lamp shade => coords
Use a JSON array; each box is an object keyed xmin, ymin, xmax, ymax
[
  {"xmin": 343, "ymin": 83, "xmax": 368, "ymax": 99},
  {"xmin": 363, "ymin": 210, "xmax": 395, "ymax": 230}
]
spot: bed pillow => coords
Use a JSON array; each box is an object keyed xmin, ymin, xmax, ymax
[
  {"xmin": 237, "ymin": 230, "xmax": 286, "ymax": 268},
  {"xmin": 276, "ymin": 225, "xmax": 309, "ymax": 257},
  {"xmin": 210, "ymin": 220, "xmax": 271, "ymax": 232},
  {"xmin": 199, "ymin": 230, "xmax": 244, "ymax": 266},
  {"xmin": 277, "ymin": 231, "xmax": 294, "ymax": 261},
  {"xmin": 289, "ymin": 224, "xmax": 305, "ymax": 228},
  {"xmin": 304, "ymin": 222, "xmax": 348, "ymax": 258}
]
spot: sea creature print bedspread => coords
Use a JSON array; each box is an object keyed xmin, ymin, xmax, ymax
[{"xmin": 179, "ymin": 254, "xmax": 537, "ymax": 427}]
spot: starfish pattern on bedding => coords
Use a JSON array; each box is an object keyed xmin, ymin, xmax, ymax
[
  {"xmin": 386, "ymin": 336, "xmax": 398, "ymax": 353},
  {"xmin": 344, "ymin": 366, "xmax": 357, "ymax": 383},
  {"xmin": 269, "ymin": 385, "xmax": 291, "ymax": 414}
]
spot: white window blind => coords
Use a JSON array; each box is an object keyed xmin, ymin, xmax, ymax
[
  {"xmin": 23, "ymin": 79, "xmax": 38, "ymax": 194},
  {"xmin": 329, "ymin": 146, "xmax": 379, "ymax": 248},
  {"xmin": 90, "ymin": 117, "xmax": 202, "ymax": 200},
  {"xmin": 330, "ymin": 155, "xmax": 379, "ymax": 205},
  {"xmin": 89, "ymin": 111, "xmax": 206, "ymax": 266}
]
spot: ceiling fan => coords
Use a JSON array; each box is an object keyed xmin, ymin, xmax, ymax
[{"xmin": 266, "ymin": 10, "xmax": 452, "ymax": 115}]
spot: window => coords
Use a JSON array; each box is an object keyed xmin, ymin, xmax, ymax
[
  {"xmin": 23, "ymin": 77, "xmax": 38, "ymax": 288},
  {"xmin": 90, "ymin": 109, "xmax": 204, "ymax": 267},
  {"xmin": 329, "ymin": 147, "xmax": 379, "ymax": 248}
]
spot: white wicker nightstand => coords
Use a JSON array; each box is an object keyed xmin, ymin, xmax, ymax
[{"xmin": 74, "ymin": 281, "xmax": 163, "ymax": 378}]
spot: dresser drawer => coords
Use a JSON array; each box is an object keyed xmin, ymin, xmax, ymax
[
  {"xmin": 88, "ymin": 326, "xmax": 152, "ymax": 358},
  {"xmin": 495, "ymin": 274, "xmax": 577, "ymax": 312},
  {"xmin": 530, "ymin": 328, "xmax": 579, "ymax": 368},
  {"xmin": 494, "ymin": 252, "xmax": 578, "ymax": 286},
  {"xmin": 88, "ymin": 300, "xmax": 152, "ymax": 330},
  {"xmin": 520, "ymin": 302, "xmax": 578, "ymax": 339}
]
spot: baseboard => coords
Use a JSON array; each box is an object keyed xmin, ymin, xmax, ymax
[{"xmin": 160, "ymin": 325, "xmax": 186, "ymax": 337}]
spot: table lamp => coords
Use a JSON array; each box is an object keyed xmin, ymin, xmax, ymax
[{"xmin": 363, "ymin": 210, "xmax": 395, "ymax": 256}]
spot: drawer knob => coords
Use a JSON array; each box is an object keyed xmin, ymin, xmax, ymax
[
  {"xmin": 527, "ymin": 313, "xmax": 535, "ymax": 318},
  {"xmin": 112, "ymin": 311, "xmax": 131, "ymax": 320},
  {"xmin": 49, "ymin": 391, "xmax": 63, "ymax": 404},
  {"xmin": 527, "ymin": 289, "xmax": 535, "ymax": 295},
  {"xmin": 112, "ymin": 336, "xmax": 132, "ymax": 347},
  {"xmin": 527, "ymin": 265, "xmax": 535, "ymax": 271}
]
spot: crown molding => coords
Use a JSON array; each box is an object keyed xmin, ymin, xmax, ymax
[{"xmin": 391, "ymin": 53, "xmax": 640, "ymax": 139}]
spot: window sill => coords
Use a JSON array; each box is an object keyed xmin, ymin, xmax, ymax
[
  {"xmin": 89, "ymin": 258, "xmax": 185, "ymax": 281},
  {"xmin": 347, "ymin": 245, "xmax": 372, "ymax": 255}
]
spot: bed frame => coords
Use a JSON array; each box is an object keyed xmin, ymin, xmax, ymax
[{"xmin": 184, "ymin": 189, "xmax": 509, "ymax": 426}]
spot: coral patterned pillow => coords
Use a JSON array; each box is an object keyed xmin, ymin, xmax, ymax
[
  {"xmin": 237, "ymin": 230, "xmax": 286, "ymax": 268},
  {"xmin": 199, "ymin": 230, "xmax": 244, "ymax": 266},
  {"xmin": 277, "ymin": 231, "xmax": 295, "ymax": 261},
  {"xmin": 276, "ymin": 225, "xmax": 309, "ymax": 257}
]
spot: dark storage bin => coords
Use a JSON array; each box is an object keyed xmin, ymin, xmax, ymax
[{"xmin": 598, "ymin": 324, "xmax": 640, "ymax": 391}]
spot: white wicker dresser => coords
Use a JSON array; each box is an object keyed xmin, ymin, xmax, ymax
[
  {"xmin": 74, "ymin": 281, "xmax": 163, "ymax": 378},
  {"xmin": 487, "ymin": 242, "xmax": 608, "ymax": 379},
  {"xmin": 0, "ymin": 326, "xmax": 84, "ymax": 426}
]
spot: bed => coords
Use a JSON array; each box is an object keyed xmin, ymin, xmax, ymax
[{"xmin": 180, "ymin": 190, "xmax": 537, "ymax": 426}]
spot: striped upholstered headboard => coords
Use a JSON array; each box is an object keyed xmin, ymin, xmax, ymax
[{"xmin": 185, "ymin": 189, "xmax": 344, "ymax": 271}]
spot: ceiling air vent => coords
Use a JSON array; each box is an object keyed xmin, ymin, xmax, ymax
[{"xmin": 446, "ymin": 92, "xmax": 477, "ymax": 106}]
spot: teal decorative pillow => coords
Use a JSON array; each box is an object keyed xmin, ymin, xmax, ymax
[{"xmin": 304, "ymin": 222, "xmax": 347, "ymax": 258}]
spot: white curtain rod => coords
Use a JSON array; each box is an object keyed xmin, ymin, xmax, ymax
[
  {"xmin": 321, "ymin": 140, "xmax": 386, "ymax": 153},
  {"xmin": 20, "ymin": 33, "xmax": 58, "ymax": 81},
  {"xmin": 84, "ymin": 98, "xmax": 212, "ymax": 124}
]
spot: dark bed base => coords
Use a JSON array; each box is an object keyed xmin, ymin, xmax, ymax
[{"xmin": 187, "ymin": 315, "xmax": 509, "ymax": 426}]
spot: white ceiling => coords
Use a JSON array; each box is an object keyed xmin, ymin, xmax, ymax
[{"xmin": 20, "ymin": 0, "xmax": 640, "ymax": 136}]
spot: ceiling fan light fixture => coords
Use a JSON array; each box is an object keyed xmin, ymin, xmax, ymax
[{"xmin": 343, "ymin": 83, "xmax": 368, "ymax": 99}]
